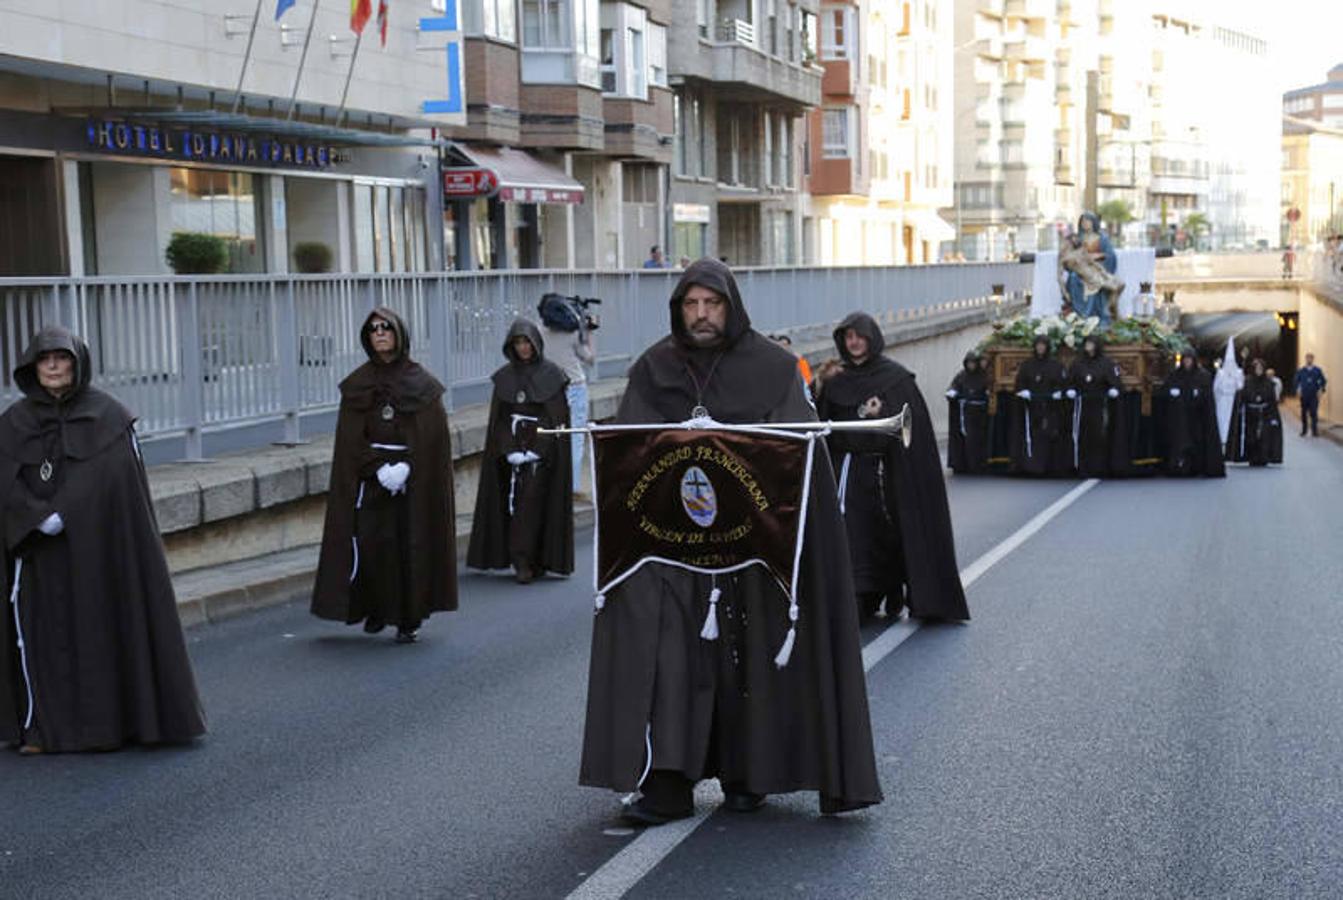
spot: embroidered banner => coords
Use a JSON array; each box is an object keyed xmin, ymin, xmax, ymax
[{"xmin": 592, "ymin": 427, "xmax": 809, "ymax": 592}]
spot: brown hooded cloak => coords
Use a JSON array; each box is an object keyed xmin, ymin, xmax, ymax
[
  {"xmin": 466, "ymin": 318, "xmax": 573, "ymax": 578},
  {"xmin": 818, "ymin": 312, "xmax": 970, "ymax": 622},
  {"xmin": 311, "ymin": 307, "xmax": 457, "ymax": 629},
  {"xmin": 579, "ymin": 258, "xmax": 882, "ymax": 815},
  {"xmin": 0, "ymin": 327, "xmax": 206, "ymax": 752}
]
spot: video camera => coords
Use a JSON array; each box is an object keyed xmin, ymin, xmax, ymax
[{"xmin": 538, "ymin": 292, "xmax": 602, "ymax": 333}]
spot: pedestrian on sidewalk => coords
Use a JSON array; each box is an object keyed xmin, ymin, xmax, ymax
[
  {"xmin": 0, "ymin": 327, "xmax": 206, "ymax": 754},
  {"xmin": 468, "ymin": 319, "xmax": 573, "ymax": 584},
  {"xmin": 1294, "ymin": 353, "xmax": 1327, "ymax": 436},
  {"xmin": 311, "ymin": 308, "xmax": 457, "ymax": 644},
  {"xmin": 538, "ymin": 293, "xmax": 597, "ymax": 492},
  {"xmin": 580, "ymin": 258, "xmax": 882, "ymax": 825},
  {"xmin": 818, "ymin": 312, "xmax": 969, "ymax": 623},
  {"xmin": 770, "ymin": 333, "xmax": 814, "ymax": 393}
]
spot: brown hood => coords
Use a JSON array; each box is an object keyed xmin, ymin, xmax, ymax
[{"xmin": 668, "ymin": 258, "xmax": 752, "ymax": 349}]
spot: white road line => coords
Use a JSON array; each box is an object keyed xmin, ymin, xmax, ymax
[{"xmin": 566, "ymin": 477, "xmax": 1101, "ymax": 900}]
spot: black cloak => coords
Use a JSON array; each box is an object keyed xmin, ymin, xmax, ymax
[
  {"xmin": 818, "ymin": 312, "xmax": 970, "ymax": 622},
  {"xmin": 1226, "ymin": 370, "xmax": 1283, "ymax": 466},
  {"xmin": 311, "ymin": 307, "xmax": 457, "ymax": 627},
  {"xmin": 579, "ymin": 258, "xmax": 882, "ymax": 814},
  {"xmin": 1066, "ymin": 339, "xmax": 1128, "ymax": 478},
  {"xmin": 1010, "ymin": 341, "xmax": 1072, "ymax": 476},
  {"xmin": 1160, "ymin": 361, "xmax": 1226, "ymax": 477},
  {"xmin": 467, "ymin": 318, "xmax": 573, "ymax": 577},
  {"xmin": 947, "ymin": 352, "xmax": 991, "ymax": 474},
  {"xmin": 0, "ymin": 327, "xmax": 205, "ymax": 752}
]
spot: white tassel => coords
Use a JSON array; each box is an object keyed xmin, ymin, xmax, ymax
[
  {"xmin": 594, "ymin": 593, "xmax": 605, "ymax": 613},
  {"xmin": 700, "ymin": 587, "xmax": 721, "ymax": 640},
  {"xmin": 773, "ymin": 603, "xmax": 800, "ymax": 668}
]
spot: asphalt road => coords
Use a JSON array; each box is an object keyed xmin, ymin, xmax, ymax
[{"xmin": 4, "ymin": 430, "xmax": 1341, "ymax": 899}]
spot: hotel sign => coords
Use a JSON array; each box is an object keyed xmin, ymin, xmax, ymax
[{"xmin": 86, "ymin": 119, "xmax": 338, "ymax": 169}]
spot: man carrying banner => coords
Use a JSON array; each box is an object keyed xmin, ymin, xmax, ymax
[
  {"xmin": 818, "ymin": 313, "xmax": 969, "ymax": 623},
  {"xmin": 579, "ymin": 258, "xmax": 882, "ymax": 825}
]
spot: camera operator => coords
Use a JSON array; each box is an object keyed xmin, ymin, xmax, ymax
[{"xmin": 537, "ymin": 293, "xmax": 598, "ymax": 495}]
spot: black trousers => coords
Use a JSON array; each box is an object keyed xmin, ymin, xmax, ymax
[{"xmin": 1300, "ymin": 394, "xmax": 1319, "ymax": 435}]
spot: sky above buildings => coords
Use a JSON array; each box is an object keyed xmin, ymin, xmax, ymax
[{"xmin": 1232, "ymin": 0, "xmax": 1342, "ymax": 93}]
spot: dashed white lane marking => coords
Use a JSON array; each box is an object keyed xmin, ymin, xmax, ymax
[{"xmin": 566, "ymin": 478, "xmax": 1102, "ymax": 900}]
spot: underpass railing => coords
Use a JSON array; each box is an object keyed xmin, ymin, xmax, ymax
[{"xmin": 0, "ymin": 263, "xmax": 1028, "ymax": 458}]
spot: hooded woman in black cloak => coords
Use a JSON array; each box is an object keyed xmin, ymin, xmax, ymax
[
  {"xmin": 579, "ymin": 259, "xmax": 881, "ymax": 824},
  {"xmin": 1225, "ymin": 358, "xmax": 1283, "ymax": 466},
  {"xmin": 467, "ymin": 318, "xmax": 573, "ymax": 582},
  {"xmin": 1011, "ymin": 335, "xmax": 1071, "ymax": 476},
  {"xmin": 1160, "ymin": 354, "xmax": 1225, "ymax": 477},
  {"xmin": 946, "ymin": 350, "xmax": 991, "ymax": 474},
  {"xmin": 311, "ymin": 307, "xmax": 457, "ymax": 643},
  {"xmin": 1066, "ymin": 334, "xmax": 1128, "ymax": 477},
  {"xmin": 817, "ymin": 312, "xmax": 969, "ymax": 623},
  {"xmin": 0, "ymin": 327, "xmax": 205, "ymax": 753}
]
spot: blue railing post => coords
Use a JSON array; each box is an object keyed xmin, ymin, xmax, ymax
[
  {"xmin": 276, "ymin": 279, "xmax": 302, "ymax": 445},
  {"xmin": 177, "ymin": 282, "xmax": 205, "ymax": 461}
]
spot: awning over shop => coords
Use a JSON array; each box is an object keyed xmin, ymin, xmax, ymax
[{"xmin": 445, "ymin": 145, "xmax": 584, "ymax": 204}]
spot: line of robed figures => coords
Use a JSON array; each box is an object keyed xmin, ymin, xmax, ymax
[{"xmin": 944, "ymin": 334, "xmax": 1284, "ymax": 478}]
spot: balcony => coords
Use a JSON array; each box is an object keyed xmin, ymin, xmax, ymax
[
  {"xmin": 717, "ymin": 18, "xmax": 756, "ymax": 45},
  {"xmin": 975, "ymin": 36, "xmax": 1004, "ymax": 59},
  {"xmin": 1004, "ymin": 36, "xmax": 1047, "ymax": 62},
  {"xmin": 708, "ymin": 35, "xmax": 822, "ymax": 106}
]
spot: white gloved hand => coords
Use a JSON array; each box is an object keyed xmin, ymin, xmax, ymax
[
  {"xmin": 946, "ymin": 389, "xmax": 959, "ymax": 399},
  {"xmin": 1051, "ymin": 390, "xmax": 1063, "ymax": 400},
  {"xmin": 506, "ymin": 451, "xmax": 528, "ymax": 466},
  {"xmin": 377, "ymin": 461, "xmax": 410, "ymax": 494},
  {"xmin": 520, "ymin": 450, "xmax": 541, "ymax": 464},
  {"xmin": 38, "ymin": 512, "xmax": 64, "ymax": 536},
  {"xmin": 1169, "ymin": 387, "xmax": 1181, "ymax": 398},
  {"xmin": 1065, "ymin": 389, "xmax": 1078, "ymax": 399},
  {"xmin": 1107, "ymin": 387, "xmax": 1121, "ymax": 399},
  {"xmin": 1016, "ymin": 389, "xmax": 1032, "ymax": 400}
]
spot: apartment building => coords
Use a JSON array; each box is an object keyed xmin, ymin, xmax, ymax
[
  {"xmin": 1282, "ymin": 69, "xmax": 1343, "ymax": 247},
  {"xmin": 664, "ymin": 0, "xmax": 822, "ymax": 266},
  {"xmin": 1285, "ymin": 64, "xmax": 1343, "ymax": 131},
  {"xmin": 806, "ymin": 0, "xmax": 954, "ymax": 265},
  {"xmin": 446, "ymin": 0, "xmax": 674, "ymax": 269},
  {"xmin": 0, "ymin": 0, "xmax": 465, "ymax": 277},
  {"xmin": 951, "ymin": 0, "xmax": 1093, "ymax": 260}
]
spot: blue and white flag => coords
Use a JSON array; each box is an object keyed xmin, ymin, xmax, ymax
[{"xmin": 276, "ymin": 0, "xmax": 297, "ymax": 20}]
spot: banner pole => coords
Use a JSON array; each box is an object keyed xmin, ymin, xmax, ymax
[
  {"xmin": 285, "ymin": 2, "xmax": 321, "ymax": 121},
  {"xmin": 230, "ymin": 0, "xmax": 266, "ymax": 114}
]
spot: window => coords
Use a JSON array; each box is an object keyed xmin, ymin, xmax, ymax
[
  {"xmin": 822, "ymin": 108, "xmax": 850, "ymax": 158},
  {"xmin": 673, "ymin": 92, "xmax": 686, "ymax": 175},
  {"xmin": 763, "ymin": 113, "xmax": 773, "ymax": 186},
  {"xmin": 697, "ymin": 0, "xmax": 710, "ymax": 39},
  {"xmin": 778, "ymin": 115, "xmax": 792, "ymax": 187},
  {"xmin": 800, "ymin": 9, "xmax": 818, "ymax": 63},
  {"xmin": 695, "ymin": 94, "xmax": 708, "ymax": 176},
  {"xmin": 766, "ymin": 0, "xmax": 778, "ymax": 56},
  {"xmin": 822, "ymin": 8, "xmax": 849, "ymax": 60},
  {"xmin": 522, "ymin": 0, "xmax": 565, "ymax": 47},
  {"xmin": 463, "ymin": 0, "xmax": 517, "ymax": 41},
  {"xmin": 600, "ymin": 29, "xmax": 616, "ymax": 92},
  {"xmin": 169, "ymin": 169, "xmax": 264, "ymax": 273},
  {"xmin": 628, "ymin": 26, "xmax": 646, "ymax": 98},
  {"xmin": 599, "ymin": 3, "xmax": 649, "ymax": 99},
  {"xmin": 648, "ymin": 22, "xmax": 667, "ymax": 87},
  {"xmin": 784, "ymin": 3, "xmax": 795, "ymax": 61}
]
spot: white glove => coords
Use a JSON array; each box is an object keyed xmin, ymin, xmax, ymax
[
  {"xmin": 1016, "ymin": 389, "xmax": 1032, "ymax": 400},
  {"xmin": 1051, "ymin": 390, "xmax": 1063, "ymax": 400},
  {"xmin": 1169, "ymin": 387, "xmax": 1181, "ymax": 398},
  {"xmin": 946, "ymin": 389, "xmax": 959, "ymax": 399},
  {"xmin": 1065, "ymin": 389, "xmax": 1077, "ymax": 399},
  {"xmin": 506, "ymin": 450, "xmax": 541, "ymax": 466},
  {"xmin": 38, "ymin": 512, "xmax": 64, "ymax": 536},
  {"xmin": 1107, "ymin": 387, "xmax": 1120, "ymax": 399},
  {"xmin": 376, "ymin": 461, "xmax": 410, "ymax": 494}
]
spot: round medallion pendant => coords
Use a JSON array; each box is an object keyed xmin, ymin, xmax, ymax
[
  {"xmin": 381, "ymin": 404, "xmax": 395, "ymax": 421},
  {"xmin": 691, "ymin": 405, "xmax": 709, "ymax": 419},
  {"xmin": 39, "ymin": 459, "xmax": 53, "ymax": 482}
]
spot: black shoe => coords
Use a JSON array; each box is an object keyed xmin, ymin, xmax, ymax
[
  {"xmin": 363, "ymin": 617, "xmax": 386, "ymax": 634},
  {"xmin": 514, "ymin": 563, "xmax": 535, "ymax": 584},
  {"xmin": 394, "ymin": 627, "xmax": 419, "ymax": 644},
  {"xmin": 620, "ymin": 796, "xmax": 693, "ymax": 827},
  {"xmin": 723, "ymin": 791, "xmax": 767, "ymax": 813}
]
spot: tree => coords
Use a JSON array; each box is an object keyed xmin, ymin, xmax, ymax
[
  {"xmin": 1184, "ymin": 213, "xmax": 1211, "ymax": 251},
  {"xmin": 1097, "ymin": 199, "xmax": 1135, "ymax": 244}
]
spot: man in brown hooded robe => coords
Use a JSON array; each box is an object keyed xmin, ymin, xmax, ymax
[
  {"xmin": 311, "ymin": 308, "xmax": 457, "ymax": 643},
  {"xmin": 579, "ymin": 258, "xmax": 881, "ymax": 824},
  {"xmin": 467, "ymin": 318, "xmax": 573, "ymax": 583},
  {"xmin": 0, "ymin": 327, "xmax": 205, "ymax": 754},
  {"xmin": 818, "ymin": 312, "xmax": 970, "ymax": 623}
]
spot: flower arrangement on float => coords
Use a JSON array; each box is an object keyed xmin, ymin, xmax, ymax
[{"xmin": 978, "ymin": 310, "xmax": 1191, "ymax": 357}]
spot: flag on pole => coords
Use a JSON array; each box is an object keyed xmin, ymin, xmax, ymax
[
  {"xmin": 275, "ymin": 0, "xmax": 296, "ymax": 19},
  {"xmin": 376, "ymin": 0, "xmax": 389, "ymax": 46},
  {"xmin": 350, "ymin": 0, "xmax": 372, "ymax": 33}
]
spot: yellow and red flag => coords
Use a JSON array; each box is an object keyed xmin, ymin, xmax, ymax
[{"xmin": 350, "ymin": 0, "xmax": 372, "ymax": 34}]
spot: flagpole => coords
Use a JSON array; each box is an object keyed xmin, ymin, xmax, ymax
[
  {"xmin": 285, "ymin": 2, "xmax": 320, "ymax": 121},
  {"xmin": 230, "ymin": 0, "xmax": 266, "ymax": 114},
  {"xmin": 335, "ymin": 28, "xmax": 366, "ymax": 127}
]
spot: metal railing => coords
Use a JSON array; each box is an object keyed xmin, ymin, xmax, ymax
[{"xmin": 0, "ymin": 263, "xmax": 1028, "ymax": 458}]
